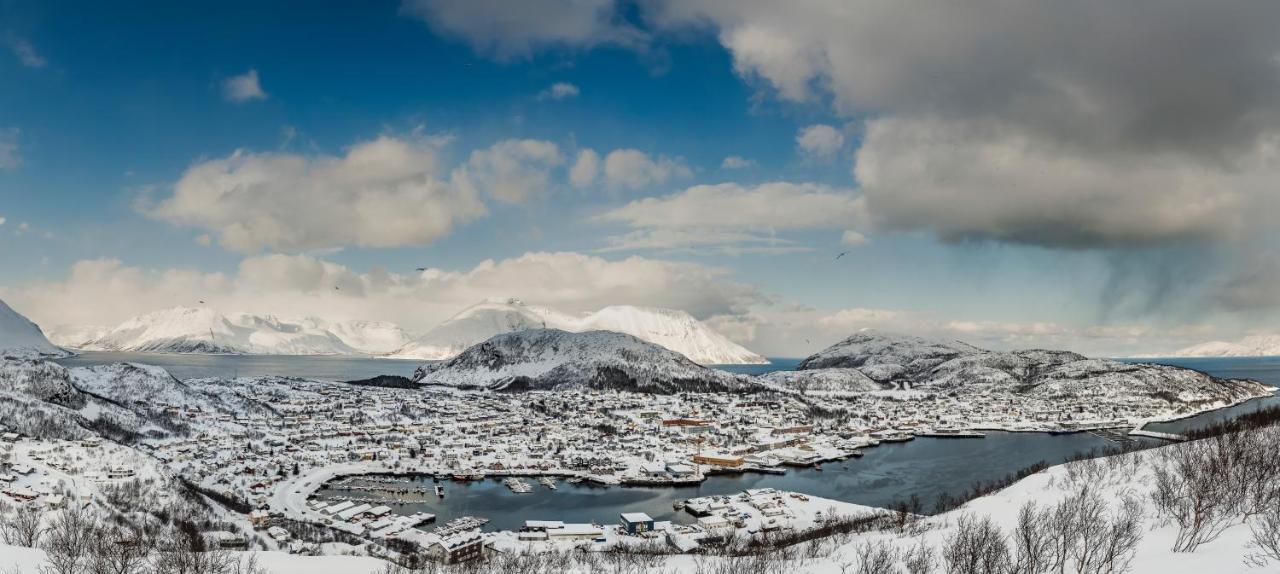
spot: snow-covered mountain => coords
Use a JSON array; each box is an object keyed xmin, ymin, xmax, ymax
[
  {"xmin": 767, "ymin": 330, "xmax": 1271, "ymax": 403},
  {"xmin": 80, "ymin": 307, "xmax": 358, "ymax": 355},
  {"xmin": 301, "ymin": 318, "xmax": 413, "ymax": 355},
  {"xmin": 1171, "ymin": 334, "xmax": 1280, "ymax": 358},
  {"xmin": 412, "ymin": 328, "xmax": 754, "ymax": 393},
  {"xmin": 0, "ymin": 298, "xmax": 66, "ymax": 358},
  {"xmin": 72, "ymin": 307, "xmax": 418, "ymax": 356},
  {"xmin": 391, "ymin": 298, "xmax": 767, "ymax": 365},
  {"xmin": 45, "ymin": 324, "xmax": 110, "ymax": 349}
]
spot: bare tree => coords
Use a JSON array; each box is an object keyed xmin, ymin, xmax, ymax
[
  {"xmin": 1010, "ymin": 501, "xmax": 1053, "ymax": 574},
  {"xmin": 86, "ymin": 522, "xmax": 151, "ymax": 574},
  {"xmin": 0, "ymin": 506, "xmax": 44, "ymax": 547},
  {"xmin": 942, "ymin": 514, "xmax": 1010, "ymax": 574},
  {"xmin": 1093, "ymin": 496, "xmax": 1144, "ymax": 574},
  {"xmin": 39, "ymin": 506, "xmax": 94, "ymax": 574}
]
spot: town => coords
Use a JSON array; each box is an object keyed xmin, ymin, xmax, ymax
[{"xmin": 3, "ymin": 366, "xmax": 1259, "ymax": 565}]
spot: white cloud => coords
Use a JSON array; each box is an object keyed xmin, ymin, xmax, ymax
[
  {"xmin": 5, "ymin": 252, "xmax": 765, "ymax": 334},
  {"xmin": 720, "ymin": 155, "xmax": 755, "ymax": 169},
  {"xmin": 401, "ymin": 0, "xmax": 644, "ymax": 59},
  {"xmin": 0, "ymin": 128, "xmax": 21, "ymax": 170},
  {"xmin": 0, "ymin": 217, "xmax": 6, "ymax": 226},
  {"xmin": 222, "ymin": 69, "xmax": 267, "ymax": 102},
  {"xmin": 538, "ymin": 82, "xmax": 580, "ymax": 100},
  {"xmin": 601, "ymin": 148, "xmax": 691, "ymax": 190},
  {"xmin": 144, "ymin": 135, "xmax": 488, "ymax": 253},
  {"xmin": 453, "ymin": 139, "xmax": 563, "ymax": 203},
  {"xmin": 853, "ymin": 116, "xmax": 1268, "ymax": 248},
  {"xmin": 647, "ymin": 0, "xmax": 1280, "ymax": 253},
  {"xmin": 840, "ymin": 230, "xmax": 867, "ymax": 247},
  {"xmin": 795, "ymin": 124, "xmax": 844, "ymax": 159},
  {"xmin": 569, "ymin": 149, "xmax": 600, "ymax": 188},
  {"xmin": 5, "ymin": 35, "xmax": 45, "ymax": 68},
  {"xmin": 597, "ymin": 181, "xmax": 866, "ymax": 251}
]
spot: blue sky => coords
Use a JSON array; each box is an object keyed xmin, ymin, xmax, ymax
[{"xmin": 2, "ymin": 0, "xmax": 1277, "ymax": 356}]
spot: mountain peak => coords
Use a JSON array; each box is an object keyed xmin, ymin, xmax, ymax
[
  {"xmin": 413, "ymin": 328, "xmax": 751, "ymax": 393},
  {"xmin": 392, "ymin": 300, "xmax": 766, "ymax": 365}
]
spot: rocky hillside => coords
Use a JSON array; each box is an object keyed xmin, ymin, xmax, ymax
[{"xmin": 412, "ymin": 328, "xmax": 753, "ymax": 393}]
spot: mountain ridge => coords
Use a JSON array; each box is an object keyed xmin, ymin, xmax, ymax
[{"xmin": 391, "ymin": 298, "xmax": 767, "ymax": 365}]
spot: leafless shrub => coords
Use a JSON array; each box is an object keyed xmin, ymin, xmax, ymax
[
  {"xmin": 854, "ymin": 540, "xmax": 899, "ymax": 574},
  {"xmin": 902, "ymin": 539, "xmax": 936, "ymax": 574},
  {"xmin": 942, "ymin": 514, "xmax": 1010, "ymax": 574},
  {"xmin": 1245, "ymin": 502, "xmax": 1280, "ymax": 567}
]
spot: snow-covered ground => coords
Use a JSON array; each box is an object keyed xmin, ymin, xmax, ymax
[{"xmin": 5, "ymin": 436, "xmax": 1276, "ymax": 572}]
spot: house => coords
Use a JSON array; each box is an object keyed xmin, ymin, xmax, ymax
[
  {"xmin": 697, "ymin": 515, "xmax": 732, "ymax": 533},
  {"xmin": 620, "ymin": 512, "xmax": 654, "ymax": 535},
  {"xmin": 205, "ymin": 531, "xmax": 247, "ymax": 549},
  {"xmin": 546, "ymin": 523, "xmax": 603, "ymax": 542},
  {"xmin": 427, "ymin": 531, "xmax": 484, "ymax": 564},
  {"xmin": 692, "ymin": 453, "xmax": 744, "ymax": 468}
]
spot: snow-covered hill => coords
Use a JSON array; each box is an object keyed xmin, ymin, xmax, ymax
[
  {"xmin": 80, "ymin": 307, "xmax": 359, "ymax": 355},
  {"xmin": 412, "ymin": 328, "xmax": 754, "ymax": 393},
  {"xmin": 0, "ymin": 298, "xmax": 66, "ymax": 358},
  {"xmin": 1172, "ymin": 334, "xmax": 1280, "ymax": 357},
  {"xmin": 392, "ymin": 298, "xmax": 767, "ymax": 365},
  {"xmin": 772, "ymin": 329, "xmax": 1270, "ymax": 403}
]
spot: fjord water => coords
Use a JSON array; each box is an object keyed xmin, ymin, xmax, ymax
[
  {"xmin": 57, "ymin": 352, "xmax": 1280, "ymax": 529},
  {"xmin": 319, "ymin": 430, "xmax": 1133, "ymax": 531}
]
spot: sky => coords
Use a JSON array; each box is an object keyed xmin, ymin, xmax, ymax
[{"xmin": 1, "ymin": 0, "xmax": 1279, "ymax": 357}]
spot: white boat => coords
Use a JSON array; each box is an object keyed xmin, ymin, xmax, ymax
[
  {"xmin": 504, "ymin": 478, "xmax": 533, "ymax": 493},
  {"xmin": 538, "ymin": 477, "xmax": 557, "ymax": 490}
]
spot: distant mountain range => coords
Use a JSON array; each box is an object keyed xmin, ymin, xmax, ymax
[
  {"xmin": 61, "ymin": 307, "xmax": 410, "ymax": 356},
  {"xmin": 45, "ymin": 298, "xmax": 767, "ymax": 365},
  {"xmin": 408, "ymin": 328, "xmax": 1270, "ymax": 403},
  {"xmin": 1171, "ymin": 334, "xmax": 1280, "ymax": 358},
  {"xmin": 390, "ymin": 298, "xmax": 767, "ymax": 365},
  {"xmin": 0, "ymin": 298, "xmax": 66, "ymax": 358},
  {"xmin": 762, "ymin": 330, "xmax": 1269, "ymax": 403}
]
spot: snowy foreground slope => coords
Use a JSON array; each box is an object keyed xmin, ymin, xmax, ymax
[
  {"xmin": 0, "ymin": 298, "xmax": 66, "ymax": 358},
  {"xmin": 413, "ymin": 328, "xmax": 754, "ymax": 393},
  {"xmin": 766, "ymin": 330, "xmax": 1270, "ymax": 404},
  {"xmin": 391, "ymin": 298, "xmax": 767, "ymax": 365},
  {"xmin": 1172, "ymin": 333, "xmax": 1280, "ymax": 358},
  {"xmin": 71, "ymin": 306, "xmax": 411, "ymax": 355}
]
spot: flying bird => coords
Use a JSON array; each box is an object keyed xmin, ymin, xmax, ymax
[
  {"xmin": 415, "ymin": 267, "xmax": 428, "ymax": 272},
  {"xmin": 198, "ymin": 300, "xmax": 205, "ymax": 304},
  {"xmin": 835, "ymin": 251, "xmax": 849, "ymax": 260}
]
